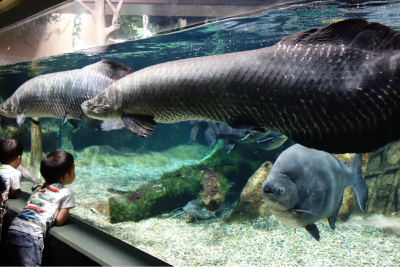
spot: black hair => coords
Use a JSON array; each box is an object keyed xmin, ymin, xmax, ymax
[
  {"xmin": 0, "ymin": 174, "xmax": 6, "ymax": 196},
  {"xmin": 40, "ymin": 151, "xmax": 74, "ymax": 184},
  {"xmin": 0, "ymin": 139, "xmax": 23, "ymax": 164}
]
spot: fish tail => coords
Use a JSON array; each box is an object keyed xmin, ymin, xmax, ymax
[{"xmin": 349, "ymin": 154, "xmax": 368, "ymax": 211}]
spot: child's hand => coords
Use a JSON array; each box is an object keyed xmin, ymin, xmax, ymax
[{"xmin": 55, "ymin": 208, "xmax": 72, "ymax": 226}]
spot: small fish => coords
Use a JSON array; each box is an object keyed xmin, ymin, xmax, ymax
[
  {"xmin": 90, "ymin": 208, "xmax": 99, "ymax": 215},
  {"xmin": 191, "ymin": 120, "xmax": 272, "ymax": 153},
  {"xmin": 262, "ymin": 144, "xmax": 368, "ymax": 241},
  {"xmin": 18, "ymin": 164, "xmax": 41, "ymax": 184},
  {"xmin": 106, "ymin": 187, "xmax": 128, "ymax": 195},
  {"xmin": 253, "ymin": 131, "xmax": 288, "ymax": 152},
  {"xmin": 190, "ymin": 120, "xmax": 255, "ymax": 153},
  {"xmin": 170, "ymin": 200, "xmax": 218, "ymax": 222}
]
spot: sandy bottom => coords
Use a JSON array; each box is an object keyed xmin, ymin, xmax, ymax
[{"xmin": 69, "ymin": 205, "xmax": 400, "ymax": 266}]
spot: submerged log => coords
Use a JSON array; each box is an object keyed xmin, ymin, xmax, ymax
[
  {"xmin": 59, "ymin": 120, "xmax": 74, "ymax": 154},
  {"xmin": 109, "ymin": 167, "xmax": 203, "ymax": 223},
  {"xmin": 30, "ymin": 117, "xmax": 42, "ymax": 178},
  {"xmin": 201, "ymin": 168, "xmax": 225, "ymax": 212}
]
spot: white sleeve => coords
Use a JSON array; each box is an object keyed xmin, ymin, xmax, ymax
[
  {"xmin": 60, "ymin": 189, "xmax": 76, "ymax": 209},
  {"xmin": 10, "ymin": 171, "xmax": 21, "ymax": 190}
]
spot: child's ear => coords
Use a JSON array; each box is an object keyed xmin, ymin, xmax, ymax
[{"xmin": 62, "ymin": 173, "xmax": 68, "ymax": 181}]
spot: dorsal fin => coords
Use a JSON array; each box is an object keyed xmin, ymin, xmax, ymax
[
  {"xmin": 279, "ymin": 19, "xmax": 400, "ymax": 52},
  {"xmin": 82, "ymin": 59, "xmax": 134, "ymax": 80}
]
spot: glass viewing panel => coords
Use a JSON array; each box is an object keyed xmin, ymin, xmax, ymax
[{"xmin": 0, "ymin": 0, "xmax": 399, "ymax": 266}]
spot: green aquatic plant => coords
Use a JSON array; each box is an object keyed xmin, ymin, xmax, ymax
[
  {"xmin": 110, "ymin": 172, "xmax": 204, "ymax": 223},
  {"xmin": 120, "ymin": 15, "xmax": 143, "ymax": 37},
  {"xmin": 18, "ymin": 14, "xmax": 62, "ymax": 36},
  {"xmin": 109, "ymin": 197, "xmax": 136, "ymax": 223}
]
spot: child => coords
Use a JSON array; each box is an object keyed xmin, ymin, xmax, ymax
[
  {"xmin": 0, "ymin": 139, "xmax": 23, "ymax": 202},
  {"xmin": 6, "ymin": 151, "xmax": 76, "ymax": 267}
]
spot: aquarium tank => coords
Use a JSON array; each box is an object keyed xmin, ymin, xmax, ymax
[{"xmin": 0, "ymin": 0, "xmax": 399, "ymax": 266}]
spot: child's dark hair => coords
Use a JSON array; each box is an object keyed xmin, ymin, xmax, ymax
[
  {"xmin": 0, "ymin": 139, "xmax": 23, "ymax": 164},
  {"xmin": 40, "ymin": 151, "xmax": 74, "ymax": 184},
  {"xmin": 0, "ymin": 174, "xmax": 6, "ymax": 196}
]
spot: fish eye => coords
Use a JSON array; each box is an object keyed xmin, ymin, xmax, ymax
[{"xmin": 278, "ymin": 187, "xmax": 285, "ymax": 194}]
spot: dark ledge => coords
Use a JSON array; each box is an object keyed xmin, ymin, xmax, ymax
[{"xmin": 5, "ymin": 191, "xmax": 171, "ymax": 266}]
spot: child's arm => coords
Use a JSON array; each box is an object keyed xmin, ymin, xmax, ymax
[
  {"xmin": 55, "ymin": 207, "xmax": 74, "ymax": 226},
  {"xmin": 9, "ymin": 172, "xmax": 21, "ymax": 198},
  {"xmin": 8, "ymin": 188, "xmax": 20, "ymax": 198}
]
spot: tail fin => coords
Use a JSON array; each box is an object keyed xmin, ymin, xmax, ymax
[
  {"xmin": 190, "ymin": 120, "xmax": 199, "ymax": 141},
  {"xmin": 349, "ymin": 154, "xmax": 369, "ymax": 211}
]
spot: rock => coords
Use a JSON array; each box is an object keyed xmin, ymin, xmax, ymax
[
  {"xmin": 225, "ymin": 162, "xmax": 273, "ymax": 223},
  {"xmin": 364, "ymin": 141, "xmax": 400, "ymax": 216}
]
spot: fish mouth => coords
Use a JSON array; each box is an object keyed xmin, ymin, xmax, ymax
[
  {"xmin": 81, "ymin": 100, "xmax": 110, "ymax": 119},
  {"xmin": 262, "ymin": 189, "xmax": 274, "ymax": 194}
]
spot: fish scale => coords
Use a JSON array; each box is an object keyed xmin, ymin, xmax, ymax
[
  {"xmin": 0, "ymin": 60, "xmax": 133, "ymax": 130},
  {"xmin": 82, "ymin": 19, "xmax": 400, "ymax": 153}
]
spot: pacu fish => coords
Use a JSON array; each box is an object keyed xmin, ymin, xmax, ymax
[
  {"xmin": 0, "ymin": 60, "xmax": 133, "ymax": 131},
  {"xmin": 82, "ymin": 19, "xmax": 400, "ymax": 153},
  {"xmin": 261, "ymin": 144, "xmax": 368, "ymax": 241}
]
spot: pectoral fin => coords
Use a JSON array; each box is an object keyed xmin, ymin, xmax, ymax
[
  {"xmin": 62, "ymin": 110, "xmax": 70, "ymax": 124},
  {"xmin": 121, "ymin": 114, "xmax": 156, "ymax": 137},
  {"xmin": 290, "ymin": 209, "xmax": 320, "ymax": 216},
  {"xmin": 205, "ymin": 132, "xmax": 218, "ymax": 150},
  {"xmin": 190, "ymin": 121, "xmax": 199, "ymax": 141},
  {"xmin": 305, "ymin": 224, "xmax": 320, "ymax": 241},
  {"xmin": 16, "ymin": 108, "xmax": 27, "ymax": 126},
  {"xmin": 225, "ymin": 141, "xmax": 236, "ymax": 154},
  {"xmin": 68, "ymin": 119, "xmax": 81, "ymax": 129}
]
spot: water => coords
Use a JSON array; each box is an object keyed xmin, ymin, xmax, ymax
[{"xmin": 1, "ymin": 0, "xmax": 400, "ymax": 265}]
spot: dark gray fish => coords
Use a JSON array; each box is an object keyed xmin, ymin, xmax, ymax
[
  {"xmin": 106, "ymin": 187, "xmax": 127, "ymax": 195},
  {"xmin": 190, "ymin": 120, "xmax": 285, "ymax": 153},
  {"xmin": 182, "ymin": 199, "xmax": 218, "ymax": 220},
  {"xmin": 261, "ymin": 144, "xmax": 368, "ymax": 241},
  {"xmin": 17, "ymin": 164, "xmax": 41, "ymax": 184},
  {"xmin": 0, "ymin": 60, "xmax": 133, "ymax": 131},
  {"xmin": 190, "ymin": 120, "xmax": 255, "ymax": 153},
  {"xmin": 82, "ymin": 19, "xmax": 400, "ymax": 153},
  {"xmin": 253, "ymin": 131, "xmax": 288, "ymax": 152}
]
